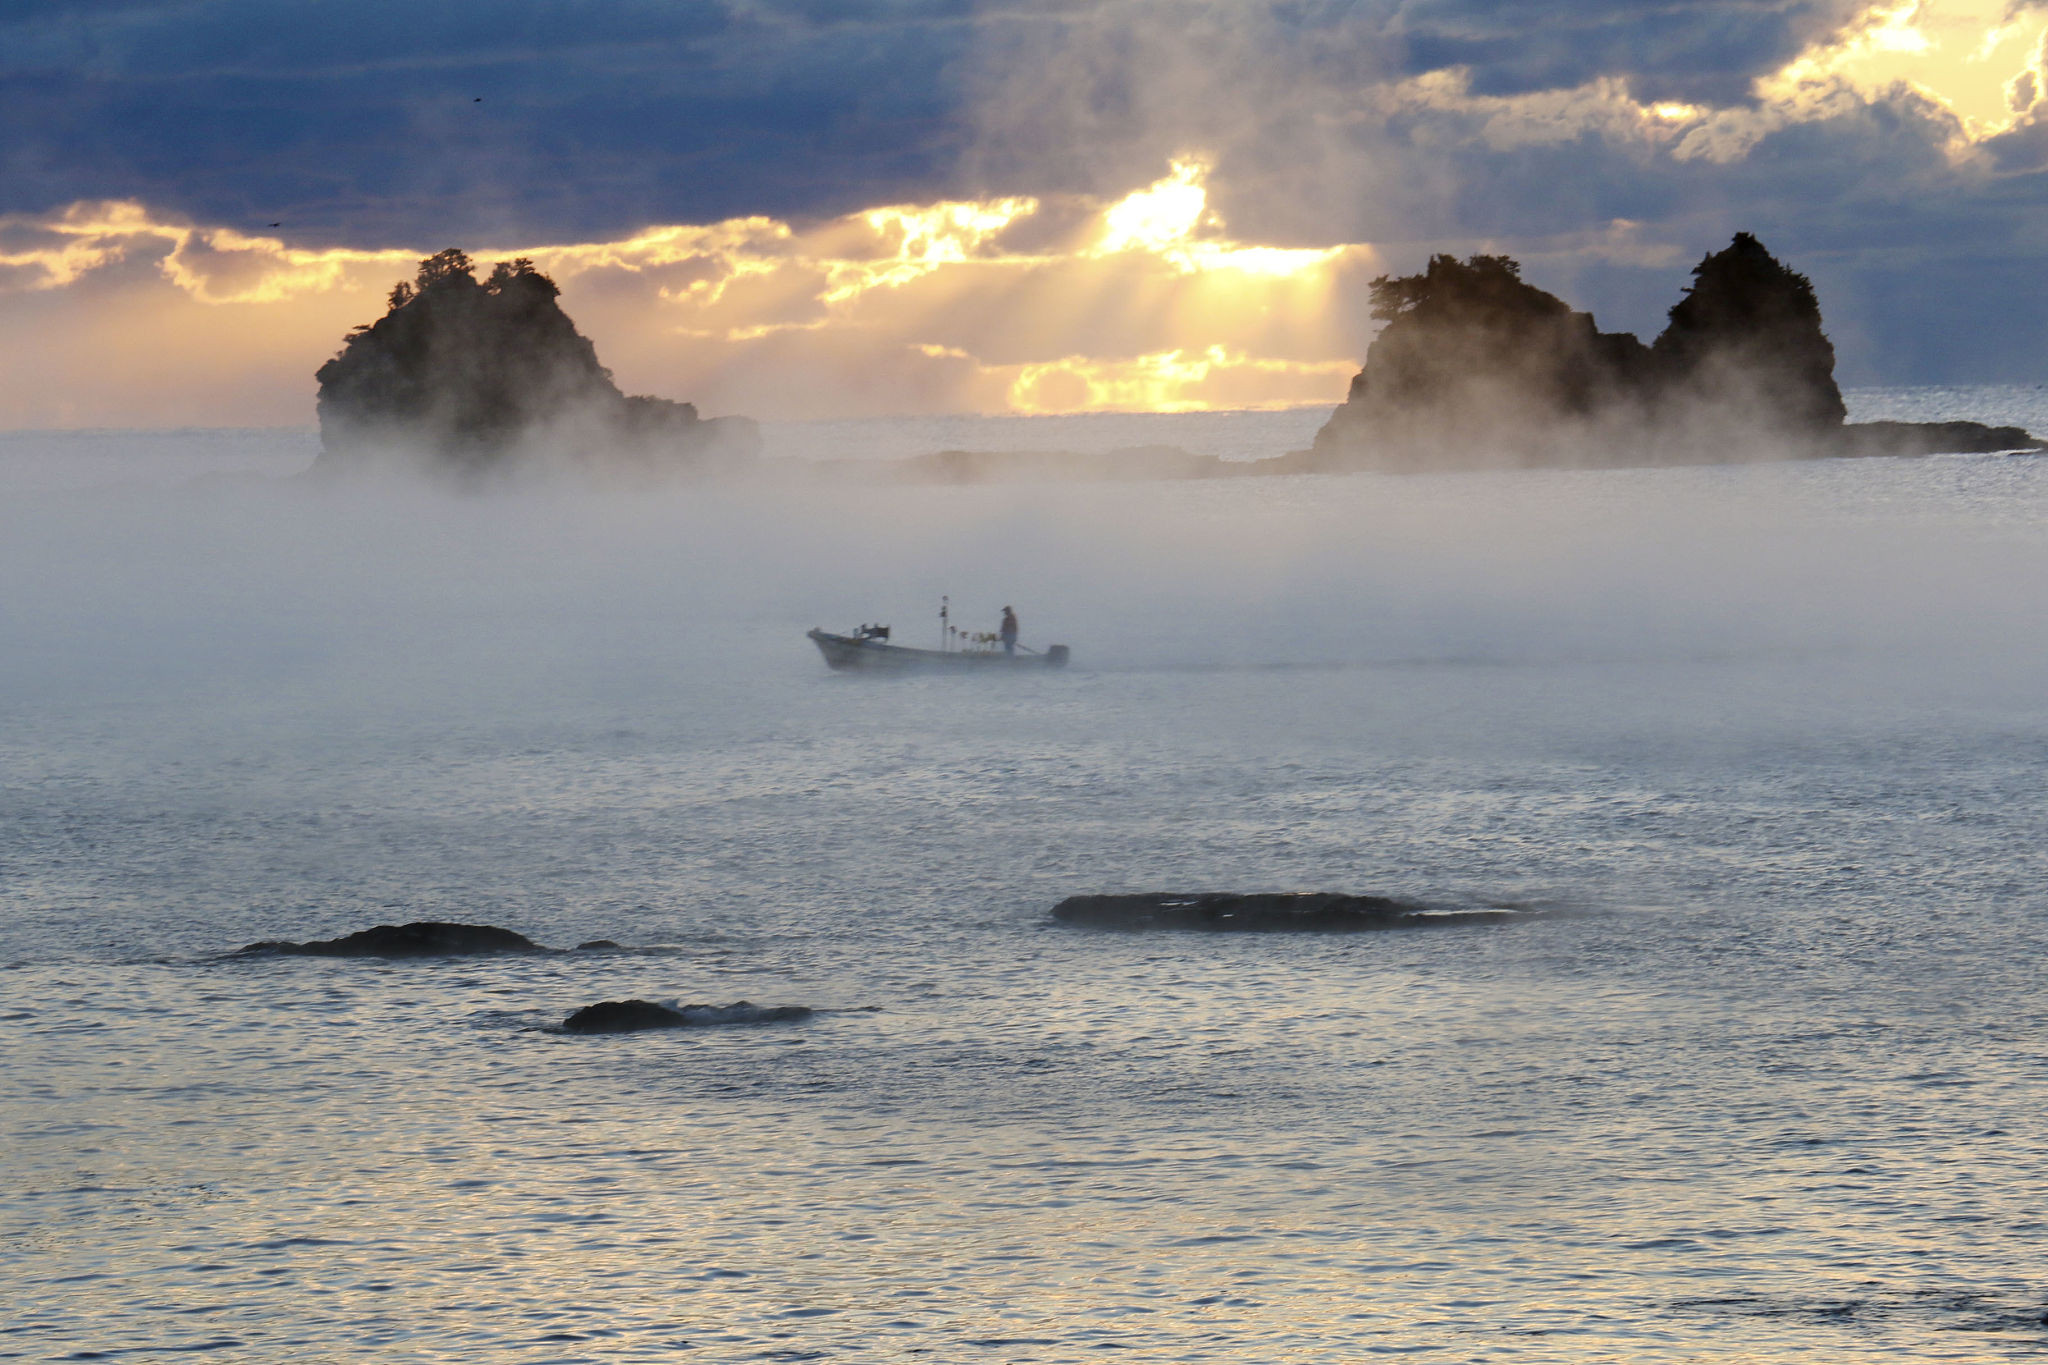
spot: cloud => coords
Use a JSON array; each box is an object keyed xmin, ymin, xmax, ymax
[
  {"xmin": 0, "ymin": 0, "xmax": 971, "ymax": 245},
  {"xmin": 8, "ymin": 0, "xmax": 2048, "ymax": 417},
  {"xmin": 0, "ymin": 164, "xmax": 1381, "ymax": 426},
  {"xmin": 1387, "ymin": 0, "xmax": 1872, "ymax": 104},
  {"xmin": 0, "ymin": 200, "xmax": 415, "ymax": 304},
  {"xmin": 6, "ymin": 0, "xmax": 2026, "ymax": 246},
  {"xmin": 963, "ymin": 1, "xmax": 2048, "ymax": 381}
]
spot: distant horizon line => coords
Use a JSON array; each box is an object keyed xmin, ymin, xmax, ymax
[
  {"xmin": 0, "ymin": 404, "xmax": 1363, "ymax": 439},
  {"xmin": 8, "ymin": 385, "xmax": 2047, "ymax": 441}
]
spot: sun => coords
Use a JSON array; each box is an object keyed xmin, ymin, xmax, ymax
[
  {"xmin": 1098, "ymin": 159, "xmax": 1213, "ymax": 254},
  {"xmin": 1092, "ymin": 159, "xmax": 1351, "ymax": 279}
]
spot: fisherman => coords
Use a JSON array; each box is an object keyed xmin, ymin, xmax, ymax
[{"xmin": 999, "ymin": 606, "xmax": 1019, "ymax": 656}]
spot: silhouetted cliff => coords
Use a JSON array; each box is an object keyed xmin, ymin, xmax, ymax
[
  {"xmin": 1300, "ymin": 234, "xmax": 2035, "ymax": 470},
  {"xmin": 315, "ymin": 250, "xmax": 758, "ymax": 478},
  {"xmin": 1309, "ymin": 253, "xmax": 1654, "ymax": 464},
  {"xmin": 1651, "ymin": 232, "xmax": 1845, "ymax": 433}
]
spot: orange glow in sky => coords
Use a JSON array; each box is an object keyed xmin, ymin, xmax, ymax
[
  {"xmin": 0, "ymin": 163, "xmax": 1376, "ymax": 428},
  {"xmin": 7, "ymin": 0, "xmax": 2044, "ymax": 429}
]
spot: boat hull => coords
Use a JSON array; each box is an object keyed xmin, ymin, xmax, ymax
[{"xmin": 808, "ymin": 629, "xmax": 1069, "ymax": 672}]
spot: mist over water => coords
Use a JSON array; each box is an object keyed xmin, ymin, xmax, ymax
[{"xmin": 5, "ymin": 396, "xmax": 2048, "ymax": 1361}]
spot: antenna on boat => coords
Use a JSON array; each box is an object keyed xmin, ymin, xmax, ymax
[{"xmin": 939, "ymin": 595, "xmax": 949, "ymax": 653}]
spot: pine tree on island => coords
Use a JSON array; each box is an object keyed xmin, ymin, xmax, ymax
[{"xmin": 315, "ymin": 250, "xmax": 759, "ymax": 479}]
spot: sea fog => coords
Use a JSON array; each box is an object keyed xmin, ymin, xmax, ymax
[{"xmin": 4, "ymin": 394, "xmax": 2048, "ymax": 1361}]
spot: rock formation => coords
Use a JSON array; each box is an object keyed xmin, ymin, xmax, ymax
[
  {"xmin": 1308, "ymin": 252, "xmax": 1654, "ymax": 467},
  {"xmin": 1649, "ymin": 231, "xmax": 1846, "ymax": 434},
  {"xmin": 315, "ymin": 250, "xmax": 759, "ymax": 479},
  {"xmin": 1297, "ymin": 234, "xmax": 2039, "ymax": 470},
  {"xmin": 1051, "ymin": 892, "xmax": 1528, "ymax": 932},
  {"xmin": 238, "ymin": 920, "xmax": 547, "ymax": 957},
  {"xmin": 559, "ymin": 999, "xmax": 813, "ymax": 1033}
]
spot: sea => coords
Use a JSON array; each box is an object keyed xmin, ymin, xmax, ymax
[{"xmin": 4, "ymin": 390, "xmax": 2047, "ymax": 1362}]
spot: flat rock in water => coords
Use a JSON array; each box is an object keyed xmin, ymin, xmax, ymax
[
  {"xmin": 560, "ymin": 999, "xmax": 813, "ymax": 1034},
  {"xmin": 1052, "ymin": 893, "xmax": 1516, "ymax": 932},
  {"xmin": 238, "ymin": 921, "xmax": 546, "ymax": 957},
  {"xmin": 1836, "ymin": 420, "xmax": 2043, "ymax": 457}
]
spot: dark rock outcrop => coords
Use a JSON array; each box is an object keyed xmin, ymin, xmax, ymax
[
  {"xmin": 1051, "ymin": 893, "xmax": 1525, "ymax": 932},
  {"xmin": 1835, "ymin": 420, "xmax": 2041, "ymax": 458},
  {"xmin": 561, "ymin": 999, "xmax": 688, "ymax": 1032},
  {"xmin": 560, "ymin": 999, "xmax": 813, "ymax": 1033},
  {"xmin": 1308, "ymin": 252, "xmax": 1656, "ymax": 468},
  {"xmin": 314, "ymin": 250, "xmax": 759, "ymax": 479},
  {"xmin": 1650, "ymin": 232, "xmax": 1845, "ymax": 434},
  {"xmin": 1297, "ymin": 234, "xmax": 2040, "ymax": 471},
  {"xmin": 238, "ymin": 920, "xmax": 546, "ymax": 957}
]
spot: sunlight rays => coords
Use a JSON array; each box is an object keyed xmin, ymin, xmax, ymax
[{"xmin": 0, "ymin": 163, "xmax": 1375, "ymax": 423}]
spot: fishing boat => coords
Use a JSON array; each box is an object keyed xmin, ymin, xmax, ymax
[{"xmin": 807, "ymin": 624, "xmax": 1070, "ymax": 672}]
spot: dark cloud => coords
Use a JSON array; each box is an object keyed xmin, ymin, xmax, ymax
[
  {"xmin": 1, "ymin": 0, "xmax": 1881, "ymax": 244},
  {"xmin": 6, "ymin": 0, "xmax": 2048, "ymax": 384},
  {"xmin": 0, "ymin": 0, "xmax": 977, "ymax": 244},
  {"xmin": 1388, "ymin": 0, "xmax": 1866, "ymax": 103},
  {"xmin": 958, "ymin": 1, "xmax": 2048, "ymax": 383},
  {"xmin": 1980, "ymin": 106, "xmax": 2048, "ymax": 174}
]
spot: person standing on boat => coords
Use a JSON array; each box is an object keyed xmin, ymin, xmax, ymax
[{"xmin": 999, "ymin": 606, "xmax": 1019, "ymax": 656}]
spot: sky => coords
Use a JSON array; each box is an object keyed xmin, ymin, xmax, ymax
[{"xmin": 6, "ymin": 0, "xmax": 2048, "ymax": 426}]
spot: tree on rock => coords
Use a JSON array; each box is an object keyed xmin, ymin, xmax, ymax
[
  {"xmin": 314, "ymin": 252, "xmax": 758, "ymax": 479},
  {"xmin": 1306, "ymin": 232, "xmax": 1859, "ymax": 469},
  {"xmin": 1652, "ymin": 232, "xmax": 1846, "ymax": 431},
  {"xmin": 1312, "ymin": 252, "xmax": 1650, "ymax": 464},
  {"xmin": 415, "ymin": 248, "xmax": 476, "ymax": 291}
]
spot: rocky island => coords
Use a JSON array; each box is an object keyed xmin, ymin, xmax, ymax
[
  {"xmin": 791, "ymin": 236, "xmax": 2033, "ymax": 486},
  {"xmin": 315, "ymin": 250, "xmax": 759, "ymax": 479},
  {"xmin": 1279, "ymin": 233, "xmax": 2038, "ymax": 472}
]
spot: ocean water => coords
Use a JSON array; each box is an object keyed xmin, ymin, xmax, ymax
[{"xmin": 4, "ymin": 393, "xmax": 2048, "ymax": 1362}]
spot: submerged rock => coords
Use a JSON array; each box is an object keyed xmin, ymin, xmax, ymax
[
  {"xmin": 560, "ymin": 999, "xmax": 686, "ymax": 1033},
  {"xmin": 314, "ymin": 250, "xmax": 758, "ymax": 480},
  {"xmin": 1294, "ymin": 233, "xmax": 2041, "ymax": 471},
  {"xmin": 560, "ymin": 999, "xmax": 813, "ymax": 1034},
  {"xmin": 1052, "ymin": 893, "xmax": 1523, "ymax": 932},
  {"xmin": 238, "ymin": 921, "xmax": 546, "ymax": 957}
]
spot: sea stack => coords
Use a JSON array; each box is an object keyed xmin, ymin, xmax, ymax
[
  {"xmin": 1648, "ymin": 231, "xmax": 1846, "ymax": 435},
  {"xmin": 314, "ymin": 250, "xmax": 760, "ymax": 479},
  {"xmin": 1297, "ymin": 233, "xmax": 2037, "ymax": 470}
]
